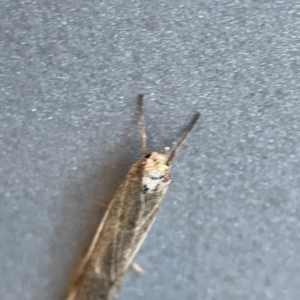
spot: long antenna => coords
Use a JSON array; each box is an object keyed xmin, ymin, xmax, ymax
[
  {"xmin": 167, "ymin": 112, "xmax": 200, "ymax": 164},
  {"xmin": 138, "ymin": 94, "xmax": 147, "ymax": 154}
]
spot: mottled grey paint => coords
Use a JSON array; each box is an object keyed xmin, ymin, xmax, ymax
[{"xmin": 1, "ymin": 1, "xmax": 300, "ymax": 300}]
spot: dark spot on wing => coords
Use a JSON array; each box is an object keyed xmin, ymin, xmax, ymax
[
  {"xmin": 143, "ymin": 184, "xmax": 149, "ymax": 193},
  {"xmin": 150, "ymin": 175, "xmax": 164, "ymax": 180}
]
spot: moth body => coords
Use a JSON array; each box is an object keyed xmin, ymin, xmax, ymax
[{"xmin": 64, "ymin": 95, "xmax": 199, "ymax": 300}]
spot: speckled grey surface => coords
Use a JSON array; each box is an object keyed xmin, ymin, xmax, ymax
[{"xmin": 1, "ymin": 1, "xmax": 300, "ymax": 300}]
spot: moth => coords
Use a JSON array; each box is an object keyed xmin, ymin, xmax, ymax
[{"xmin": 64, "ymin": 95, "xmax": 200, "ymax": 300}]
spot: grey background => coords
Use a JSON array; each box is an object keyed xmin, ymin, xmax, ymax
[{"xmin": 1, "ymin": 1, "xmax": 300, "ymax": 299}]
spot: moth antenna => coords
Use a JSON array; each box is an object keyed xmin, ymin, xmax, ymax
[
  {"xmin": 167, "ymin": 112, "xmax": 200, "ymax": 164},
  {"xmin": 138, "ymin": 94, "xmax": 147, "ymax": 154}
]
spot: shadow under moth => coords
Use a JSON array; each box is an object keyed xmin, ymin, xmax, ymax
[{"xmin": 64, "ymin": 94, "xmax": 200, "ymax": 300}]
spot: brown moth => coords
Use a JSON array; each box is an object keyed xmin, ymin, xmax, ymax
[{"xmin": 64, "ymin": 95, "xmax": 200, "ymax": 300}]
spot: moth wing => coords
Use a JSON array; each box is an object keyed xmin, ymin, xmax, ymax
[{"xmin": 65, "ymin": 157, "xmax": 171, "ymax": 300}]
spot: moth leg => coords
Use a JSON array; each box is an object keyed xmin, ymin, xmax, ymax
[
  {"xmin": 96, "ymin": 199, "xmax": 109, "ymax": 208},
  {"xmin": 131, "ymin": 261, "xmax": 144, "ymax": 274},
  {"xmin": 138, "ymin": 94, "xmax": 147, "ymax": 154},
  {"xmin": 95, "ymin": 200, "xmax": 108, "ymax": 208}
]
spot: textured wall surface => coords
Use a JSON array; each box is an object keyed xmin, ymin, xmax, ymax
[{"xmin": 1, "ymin": 1, "xmax": 300, "ymax": 300}]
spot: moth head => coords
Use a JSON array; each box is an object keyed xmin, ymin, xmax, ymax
[
  {"xmin": 142, "ymin": 148, "xmax": 171, "ymax": 194},
  {"xmin": 143, "ymin": 147, "xmax": 170, "ymax": 165}
]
